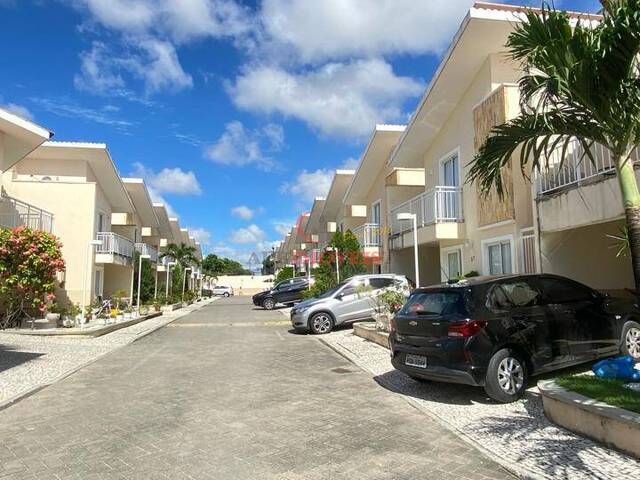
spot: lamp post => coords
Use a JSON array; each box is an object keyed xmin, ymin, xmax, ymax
[
  {"xmin": 397, "ymin": 212, "xmax": 419, "ymax": 287},
  {"xmin": 326, "ymin": 246, "xmax": 340, "ymax": 283},
  {"xmin": 136, "ymin": 253, "xmax": 151, "ymax": 312},
  {"xmin": 82, "ymin": 239, "xmax": 103, "ymax": 323},
  {"xmin": 182, "ymin": 266, "xmax": 192, "ymax": 301},
  {"xmin": 165, "ymin": 261, "xmax": 175, "ymax": 298}
]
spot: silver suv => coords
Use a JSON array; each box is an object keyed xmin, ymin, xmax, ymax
[{"xmin": 290, "ymin": 274, "xmax": 409, "ymax": 334}]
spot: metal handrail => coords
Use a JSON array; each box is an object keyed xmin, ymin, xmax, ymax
[
  {"xmin": 0, "ymin": 195, "xmax": 54, "ymax": 233},
  {"xmin": 96, "ymin": 232, "xmax": 134, "ymax": 258},
  {"xmin": 353, "ymin": 223, "xmax": 382, "ymax": 247},
  {"xmin": 389, "ymin": 186, "xmax": 463, "ymax": 235},
  {"xmin": 535, "ymin": 139, "xmax": 640, "ymax": 195},
  {"xmin": 135, "ymin": 242, "xmax": 159, "ymax": 263}
]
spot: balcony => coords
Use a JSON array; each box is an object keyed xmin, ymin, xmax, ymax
[
  {"xmin": 390, "ymin": 186, "xmax": 463, "ymax": 233},
  {"xmin": 95, "ymin": 232, "xmax": 134, "ymax": 266},
  {"xmin": 535, "ymin": 139, "xmax": 639, "ymax": 196},
  {"xmin": 0, "ymin": 195, "xmax": 54, "ymax": 233},
  {"xmin": 353, "ymin": 223, "xmax": 382, "ymax": 259},
  {"xmin": 135, "ymin": 242, "xmax": 159, "ymax": 263},
  {"xmin": 536, "ymin": 140, "xmax": 640, "ymax": 232}
]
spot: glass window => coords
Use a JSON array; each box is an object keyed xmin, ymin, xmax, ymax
[
  {"xmin": 399, "ymin": 290, "xmax": 467, "ymax": 316},
  {"xmin": 369, "ymin": 277, "xmax": 394, "ymax": 290},
  {"xmin": 340, "ymin": 279, "xmax": 365, "ymax": 297},
  {"xmin": 490, "ymin": 281, "xmax": 541, "ymax": 309},
  {"xmin": 442, "ymin": 153, "xmax": 459, "ymax": 187},
  {"xmin": 486, "ymin": 240, "xmax": 512, "ymax": 275},
  {"xmin": 538, "ymin": 277, "xmax": 594, "ymax": 304},
  {"xmin": 447, "ymin": 250, "xmax": 461, "ymax": 279},
  {"xmin": 371, "ymin": 201, "xmax": 381, "ymax": 224}
]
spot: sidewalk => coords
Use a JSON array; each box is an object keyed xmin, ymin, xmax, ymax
[
  {"xmin": 0, "ymin": 298, "xmax": 217, "ymax": 410},
  {"xmin": 320, "ymin": 328, "xmax": 640, "ymax": 480}
]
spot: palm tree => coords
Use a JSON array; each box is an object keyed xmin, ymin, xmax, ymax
[
  {"xmin": 468, "ymin": 1, "xmax": 640, "ymax": 293},
  {"xmin": 160, "ymin": 242, "xmax": 200, "ymax": 269}
]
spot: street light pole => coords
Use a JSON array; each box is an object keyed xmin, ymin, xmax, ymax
[
  {"xmin": 397, "ymin": 212, "xmax": 420, "ymax": 288},
  {"xmin": 165, "ymin": 261, "xmax": 175, "ymax": 298},
  {"xmin": 136, "ymin": 253, "xmax": 151, "ymax": 312},
  {"xmin": 82, "ymin": 239, "xmax": 103, "ymax": 324}
]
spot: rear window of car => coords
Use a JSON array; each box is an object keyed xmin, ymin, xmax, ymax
[{"xmin": 399, "ymin": 290, "xmax": 467, "ymax": 316}]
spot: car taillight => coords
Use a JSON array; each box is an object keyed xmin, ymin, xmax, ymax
[{"xmin": 448, "ymin": 320, "xmax": 487, "ymax": 338}]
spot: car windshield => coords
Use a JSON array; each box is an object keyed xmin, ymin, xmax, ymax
[
  {"xmin": 399, "ymin": 290, "xmax": 467, "ymax": 316},
  {"xmin": 316, "ymin": 281, "xmax": 348, "ymax": 299}
]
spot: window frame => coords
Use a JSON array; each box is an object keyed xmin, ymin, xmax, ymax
[
  {"xmin": 440, "ymin": 244, "xmax": 464, "ymax": 281},
  {"xmin": 438, "ymin": 147, "xmax": 462, "ymax": 187},
  {"xmin": 481, "ymin": 234, "xmax": 515, "ymax": 276}
]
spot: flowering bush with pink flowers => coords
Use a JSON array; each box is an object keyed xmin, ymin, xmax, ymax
[{"xmin": 0, "ymin": 226, "xmax": 65, "ymax": 328}]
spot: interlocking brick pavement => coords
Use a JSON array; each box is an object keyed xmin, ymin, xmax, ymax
[{"xmin": 0, "ymin": 297, "xmax": 512, "ymax": 479}]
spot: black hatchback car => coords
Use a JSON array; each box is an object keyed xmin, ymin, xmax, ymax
[
  {"xmin": 390, "ymin": 274, "xmax": 640, "ymax": 403},
  {"xmin": 252, "ymin": 277, "xmax": 312, "ymax": 310}
]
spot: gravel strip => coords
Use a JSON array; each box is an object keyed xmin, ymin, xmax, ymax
[
  {"xmin": 0, "ymin": 299, "xmax": 217, "ymax": 407},
  {"xmin": 320, "ymin": 328, "xmax": 640, "ymax": 480}
]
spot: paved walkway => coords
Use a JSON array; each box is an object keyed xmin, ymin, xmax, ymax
[{"xmin": 0, "ymin": 297, "xmax": 510, "ymax": 479}]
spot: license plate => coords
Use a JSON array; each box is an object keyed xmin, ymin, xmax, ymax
[{"xmin": 405, "ymin": 354, "xmax": 427, "ymax": 368}]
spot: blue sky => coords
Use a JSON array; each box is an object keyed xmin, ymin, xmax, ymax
[{"xmin": 0, "ymin": 0, "xmax": 601, "ymax": 265}]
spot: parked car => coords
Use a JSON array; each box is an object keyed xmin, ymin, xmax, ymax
[
  {"xmin": 212, "ymin": 285, "xmax": 234, "ymax": 297},
  {"xmin": 290, "ymin": 274, "xmax": 409, "ymax": 334},
  {"xmin": 389, "ymin": 274, "xmax": 640, "ymax": 403},
  {"xmin": 253, "ymin": 277, "xmax": 312, "ymax": 310}
]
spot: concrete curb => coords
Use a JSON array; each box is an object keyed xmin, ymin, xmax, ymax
[
  {"xmin": 317, "ymin": 335, "xmax": 541, "ymax": 480},
  {"xmin": 0, "ymin": 298, "xmax": 217, "ymax": 413}
]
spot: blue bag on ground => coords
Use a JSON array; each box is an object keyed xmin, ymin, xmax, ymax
[{"xmin": 592, "ymin": 356, "xmax": 640, "ymax": 382}]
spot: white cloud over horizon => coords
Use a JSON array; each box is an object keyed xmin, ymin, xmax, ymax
[
  {"xmin": 204, "ymin": 121, "xmax": 284, "ymax": 170},
  {"xmin": 231, "ymin": 205, "xmax": 256, "ymax": 220},
  {"xmin": 280, "ymin": 168, "xmax": 333, "ymax": 203},
  {"xmin": 131, "ymin": 162, "xmax": 202, "ymax": 195},
  {"xmin": 228, "ymin": 59, "xmax": 422, "ymax": 139},
  {"xmin": 229, "ymin": 223, "xmax": 265, "ymax": 244},
  {"xmin": 1, "ymin": 102, "xmax": 34, "ymax": 121}
]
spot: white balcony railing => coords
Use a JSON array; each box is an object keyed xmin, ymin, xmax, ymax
[
  {"xmin": 0, "ymin": 195, "xmax": 54, "ymax": 233},
  {"xmin": 390, "ymin": 186, "xmax": 463, "ymax": 235},
  {"xmin": 353, "ymin": 223, "xmax": 381, "ymax": 248},
  {"xmin": 96, "ymin": 232, "xmax": 134, "ymax": 259},
  {"xmin": 135, "ymin": 242, "xmax": 159, "ymax": 263},
  {"xmin": 535, "ymin": 138, "xmax": 640, "ymax": 195}
]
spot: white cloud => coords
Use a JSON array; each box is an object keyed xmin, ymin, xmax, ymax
[
  {"xmin": 231, "ymin": 205, "xmax": 255, "ymax": 220},
  {"xmin": 131, "ymin": 162, "xmax": 202, "ymax": 195},
  {"xmin": 271, "ymin": 219, "xmax": 293, "ymax": 236},
  {"xmin": 204, "ymin": 121, "xmax": 284, "ymax": 170},
  {"xmin": 74, "ymin": 39, "xmax": 192, "ymax": 95},
  {"xmin": 258, "ymin": 0, "xmax": 474, "ymax": 63},
  {"xmin": 280, "ymin": 168, "xmax": 333, "ymax": 203},
  {"xmin": 341, "ymin": 157, "xmax": 360, "ymax": 170},
  {"xmin": 186, "ymin": 226, "xmax": 212, "ymax": 246},
  {"xmin": 29, "ymin": 96, "xmax": 134, "ymax": 131},
  {"xmin": 1, "ymin": 103, "xmax": 34, "ymax": 121},
  {"xmin": 228, "ymin": 59, "xmax": 422, "ymax": 139},
  {"xmin": 229, "ymin": 224, "xmax": 265, "ymax": 244}
]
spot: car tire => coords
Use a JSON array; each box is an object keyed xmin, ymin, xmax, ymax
[
  {"xmin": 309, "ymin": 312, "xmax": 334, "ymax": 335},
  {"xmin": 621, "ymin": 321, "xmax": 640, "ymax": 360},
  {"xmin": 484, "ymin": 348, "xmax": 528, "ymax": 403},
  {"xmin": 262, "ymin": 298, "xmax": 275, "ymax": 310},
  {"xmin": 223, "ymin": 292, "xmax": 230, "ymax": 298}
]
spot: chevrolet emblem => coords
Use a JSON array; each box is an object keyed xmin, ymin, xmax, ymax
[{"xmin": 409, "ymin": 320, "xmax": 418, "ymax": 326}]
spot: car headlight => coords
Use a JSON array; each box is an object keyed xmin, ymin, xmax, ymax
[{"xmin": 296, "ymin": 306, "xmax": 311, "ymax": 313}]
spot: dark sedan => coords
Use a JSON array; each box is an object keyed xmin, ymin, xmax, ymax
[
  {"xmin": 252, "ymin": 276, "xmax": 312, "ymax": 310},
  {"xmin": 389, "ymin": 274, "xmax": 640, "ymax": 403}
]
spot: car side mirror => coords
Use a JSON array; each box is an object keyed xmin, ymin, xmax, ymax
[{"xmin": 335, "ymin": 293, "xmax": 343, "ymax": 301}]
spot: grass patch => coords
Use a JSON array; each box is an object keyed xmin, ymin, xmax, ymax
[{"xmin": 556, "ymin": 375, "xmax": 640, "ymax": 414}]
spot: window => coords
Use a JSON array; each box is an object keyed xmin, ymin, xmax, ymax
[
  {"xmin": 96, "ymin": 212, "xmax": 105, "ymax": 233},
  {"xmin": 485, "ymin": 239, "xmax": 513, "ymax": 275},
  {"xmin": 399, "ymin": 290, "xmax": 467, "ymax": 316},
  {"xmin": 489, "ymin": 281, "xmax": 541, "ymax": 309},
  {"xmin": 447, "ymin": 250, "xmax": 462, "ymax": 279},
  {"xmin": 340, "ymin": 279, "xmax": 366, "ymax": 297},
  {"xmin": 94, "ymin": 269, "xmax": 103, "ymax": 298},
  {"xmin": 369, "ymin": 277, "xmax": 394, "ymax": 290},
  {"xmin": 371, "ymin": 201, "xmax": 381, "ymax": 224},
  {"xmin": 441, "ymin": 152, "xmax": 460, "ymax": 187},
  {"xmin": 537, "ymin": 277, "xmax": 594, "ymax": 304}
]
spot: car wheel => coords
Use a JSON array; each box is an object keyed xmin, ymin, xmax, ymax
[
  {"xmin": 223, "ymin": 292, "xmax": 230, "ymax": 298},
  {"xmin": 621, "ymin": 321, "xmax": 640, "ymax": 360},
  {"xmin": 262, "ymin": 298, "xmax": 275, "ymax": 310},
  {"xmin": 309, "ymin": 312, "xmax": 334, "ymax": 334},
  {"xmin": 484, "ymin": 348, "xmax": 528, "ymax": 403}
]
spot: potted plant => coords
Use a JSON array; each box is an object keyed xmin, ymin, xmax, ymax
[
  {"xmin": 46, "ymin": 303, "xmax": 66, "ymax": 326},
  {"xmin": 123, "ymin": 305, "xmax": 133, "ymax": 320},
  {"xmin": 373, "ymin": 286, "xmax": 409, "ymax": 333},
  {"xmin": 62, "ymin": 303, "xmax": 81, "ymax": 328}
]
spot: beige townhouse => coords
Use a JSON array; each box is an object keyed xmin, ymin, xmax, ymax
[
  {"xmin": 0, "ymin": 108, "xmax": 53, "ymax": 233},
  {"xmin": 385, "ymin": 2, "xmax": 537, "ymax": 286},
  {"xmin": 303, "ymin": 197, "xmax": 326, "ymax": 268},
  {"xmin": 3, "ymin": 141, "xmax": 138, "ymax": 306},
  {"xmin": 343, "ymin": 125, "xmax": 406, "ymax": 273},
  {"xmin": 152, "ymin": 202, "xmax": 175, "ymax": 296}
]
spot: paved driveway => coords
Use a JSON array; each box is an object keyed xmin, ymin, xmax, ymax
[{"xmin": 0, "ymin": 297, "xmax": 512, "ymax": 479}]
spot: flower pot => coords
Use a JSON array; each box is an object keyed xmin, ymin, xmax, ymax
[{"xmin": 62, "ymin": 317, "xmax": 74, "ymax": 328}]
